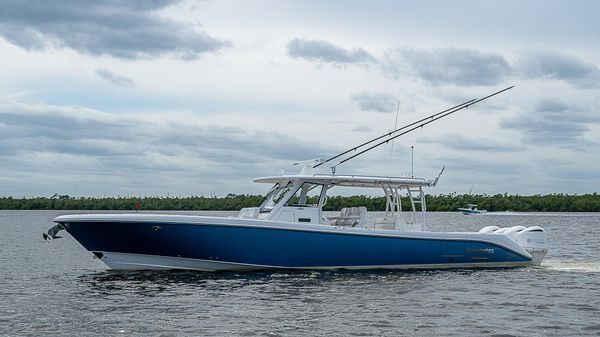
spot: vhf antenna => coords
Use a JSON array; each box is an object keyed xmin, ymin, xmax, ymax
[{"xmin": 314, "ymin": 85, "xmax": 514, "ymax": 173}]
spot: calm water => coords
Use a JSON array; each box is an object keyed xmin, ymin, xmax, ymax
[{"xmin": 1, "ymin": 210, "xmax": 599, "ymax": 337}]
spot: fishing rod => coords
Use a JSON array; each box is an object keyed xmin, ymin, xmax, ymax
[
  {"xmin": 314, "ymin": 97, "xmax": 477, "ymax": 168},
  {"xmin": 328, "ymin": 85, "xmax": 514, "ymax": 171}
]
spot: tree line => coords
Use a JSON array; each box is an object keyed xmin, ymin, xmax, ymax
[{"xmin": 0, "ymin": 193, "xmax": 599, "ymax": 212}]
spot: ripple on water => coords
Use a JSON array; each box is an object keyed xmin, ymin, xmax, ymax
[
  {"xmin": 583, "ymin": 324, "xmax": 600, "ymax": 331},
  {"xmin": 1, "ymin": 210, "xmax": 600, "ymax": 337}
]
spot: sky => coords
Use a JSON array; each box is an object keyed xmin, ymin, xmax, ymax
[{"xmin": 0, "ymin": 0, "xmax": 599, "ymax": 197}]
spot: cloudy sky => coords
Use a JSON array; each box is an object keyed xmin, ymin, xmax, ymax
[{"xmin": 1, "ymin": 0, "xmax": 599, "ymax": 197}]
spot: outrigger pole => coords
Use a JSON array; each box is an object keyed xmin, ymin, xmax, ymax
[
  {"xmin": 316, "ymin": 85, "xmax": 514, "ymax": 171},
  {"xmin": 314, "ymin": 98, "xmax": 477, "ymax": 168}
]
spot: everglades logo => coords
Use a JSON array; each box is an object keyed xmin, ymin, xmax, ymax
[{"xmin": 465, "ymin": 248, "xmax": 495, "ymax": 254}]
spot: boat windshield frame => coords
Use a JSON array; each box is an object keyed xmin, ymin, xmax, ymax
[
  {"xmin": 259, "ymin": 181, "xmax": 293, "ymax": 213},
  {"xmin": 283, "ymin": 182, "xmax": 325, "ymax": 208}
]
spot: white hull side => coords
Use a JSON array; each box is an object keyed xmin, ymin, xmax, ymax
[{"xmin": 96, "ymin": 251, "xmax": 533, "ymax": 272}]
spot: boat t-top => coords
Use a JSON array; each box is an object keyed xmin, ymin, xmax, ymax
[
  {"xmin": 458, "ymin": 204, "xmax": 488, "ymax": 215},
  {"xmin": 44, "ymin": 86, "xmax": 548, "ymax": 271}
]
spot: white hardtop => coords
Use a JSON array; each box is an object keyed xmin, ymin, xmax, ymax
[
  {"xmin": 244, "ymin": 160, "xmax": 445, "ymax": 231},
  {"xmin": 254, "ymin": 174, "xmax": 433, "ymax": 189}
]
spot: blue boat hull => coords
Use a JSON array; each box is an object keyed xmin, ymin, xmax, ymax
[{"xmin": 62, "ymin": 220, "xmax": 531, "ymax": 271}]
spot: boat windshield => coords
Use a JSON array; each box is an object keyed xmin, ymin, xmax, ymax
[
  {"xmin": 285, "ymin": 182, "xmax": 324, "ymax": 207},
  {"xmin": 259, "ymin": 182, "xmax": 293, "ymax": 212}
]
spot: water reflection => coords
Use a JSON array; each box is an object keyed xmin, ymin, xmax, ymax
[
  {"xmin": 4, "ymin": 210, "xmax": 600, "ymax": 337},
  {"xmin": 77, "ymin": 268, "xmax": 475, "ymax": 299},
  {"xmin": 80, "ymin": 268, "xmax": 446, "ymax": 284}
]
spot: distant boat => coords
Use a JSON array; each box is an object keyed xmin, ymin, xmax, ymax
[{"xmin": 458, "ymin": 204, "xmax": 488, "ymax": 215}]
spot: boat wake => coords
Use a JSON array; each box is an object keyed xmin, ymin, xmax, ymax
[{"xmin": 542, "ymin": 259, "xmax": 600, "ymax": 273}]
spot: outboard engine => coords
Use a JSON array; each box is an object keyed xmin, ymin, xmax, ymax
[
  {"xmin": 478, "ymin": 225, "xmax": 499, "ymax": 234},
  {"xmin": 513, "ymin": 226, "xmax": 548, "ymax": 265},
  {"xmin": 479, "ymin": 225, "xmax": 548, "ymax": 266}
]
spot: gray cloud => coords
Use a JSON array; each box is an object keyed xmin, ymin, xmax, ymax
[
  {"xmin": 351, "ymin": 91, "xmax": 398, "ymax": 113},
  {"xmin": 351, "ymin": 125, "xmax": 372, "ymax": 132},
  {"xmin": 286, "ymin": 41, "xmax": 512, "ymax": 87},
  {"xmin": 286, "ymin": 38, "xmax": 600, "ymax": 91},
  {"xmin": 384, "ymin": 47, "xmax": 511, "ymax": 86},
  {"xmin": 0, "ymin": 0, "xmax": 231, "ymax": 59},
  {"xmin": 286, "ymin": 38, "xmax": 376, "ymax": 65},
  {"xmin": 500, "ymin": 99, "xmax": 599, "ymax": 146},
  {"xmin": 418, "ymin": 134, "xmax": 526, "ymax": 152},
  {"xmin": 515, "ymin": 51, "xmax": 600, "ymax": 88},
  {"xmin": 0, "ymin": 100, "xmax": 337, "ymax": 195},
  {"xmin": 0, "ymin": 101, "xmax": 333, "ymax": 161},
  {"xmin": 95, "ymin": 68, "xmax": 135, "ymax": 87}
]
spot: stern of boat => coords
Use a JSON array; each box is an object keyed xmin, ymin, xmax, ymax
[
  {"xmin": 479, "ymin": 225, "xmax": 548, "ymax": 265},
  {"xmin": 514, "ymin": 226, "xmax": 548, "ymax": 265}
]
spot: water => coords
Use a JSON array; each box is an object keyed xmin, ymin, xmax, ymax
[{"xmin": 1, "ymin": 210, "xmax": 599, "ymax": 337}]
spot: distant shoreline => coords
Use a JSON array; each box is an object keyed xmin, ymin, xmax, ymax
[{"xmin": 1, "ymin": 193, "xmax": 599, "ymax": 212}]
